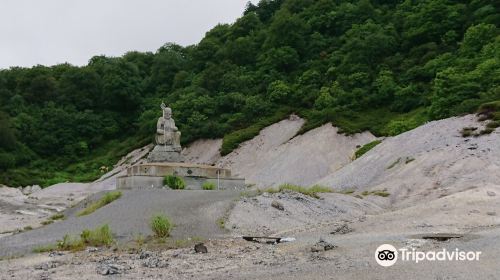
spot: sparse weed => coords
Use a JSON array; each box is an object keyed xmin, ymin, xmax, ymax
[
  {"xmin": 387, "ymin": 158, "xmax": 401, "ymax": 169},
  {"xmin": 50, "ymin": 213, "xmax": 65, "ymax": 221},
  {"xmin": 80, "ymin": 224, "xmax": 114, "ymax": 247},
  {"xmin": 32, "ymin": 244, "xmax": 57, "ymax": 253},
  {"xmin": 77, "ymin": 191, "xmax": 122, "ymax": 216},
  {"xmin": 151, "ymin": 214, "xmax": 172, "ymax": 238},
  {"xmin": 202, "ymin": 181, "xmax": 216, "ymax": 190}
]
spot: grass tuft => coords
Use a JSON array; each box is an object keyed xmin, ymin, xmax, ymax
[
  {"xmin": 202, "ymin": 181, "xmax": 216, "ymax": 190},
  {"xmin": 80, "ymin": 224, "xmax": 114, "ymax": 247},
  {"xmin": 77, "ymin": 191, "xmax": 122, "ymax": 216},
  {"xmin": 150, "ymin": 214, "xmax": 172, "ymax": 238},
  {"xmin": 163, "ymin": 175, "xmax": 186, "ymax": 190},
  {"xmin": 354, "ymin": 140, "xmax": 382, "ymax": 159}
]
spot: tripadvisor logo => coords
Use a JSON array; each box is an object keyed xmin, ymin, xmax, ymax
[{"xmin": 375, "ymin": 244, "xmax": 482, "ymax": 267}]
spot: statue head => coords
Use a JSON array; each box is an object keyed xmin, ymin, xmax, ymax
[{"xmin": 161, "ymin": 102, "xmax": 172, "ymax": 119}]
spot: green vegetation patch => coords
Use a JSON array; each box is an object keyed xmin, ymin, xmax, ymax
[
  {"xmin": 34, "ymin": 224, "xmax": 114, "ymax": 253},
  {"xmin": 202, "ymin": 181, "xmax": 216, "ymax": 190},
  {"xmin": 262, "ymin": 184, "xmax": 332, "ymax": 199},
  {"xmin": 163, "ymin": 175, "xmax": 186, "ymax": 190},
  {"xmin": 80, "ymin": 224, "xmax": 114, "ymax": 247},
  {"xmin": 221, "ymin": 108, "xmax": 292, "ymax": 155},
  {"xmin": 150, "ymin": 214, "xmax": 172, "ymax": 238},
  {"xmin": 49, "ymin": 213, "xmax": 65, "ymax": 221},
  {"xmin": 77, "ymin": 191, "xmax": 122, "ymax": 216},
  {"xmin": 355, "ymin": 140, "xmax": 382, "ymax": 159}
]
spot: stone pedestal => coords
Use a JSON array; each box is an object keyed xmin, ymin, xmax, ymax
[
  {"xmin": 147, "ymin": 145, "xmax": 184, "ymax": 163},
  {"xmin": 116, "ymin": 162, "xmax": 246, "ymax": 190}
]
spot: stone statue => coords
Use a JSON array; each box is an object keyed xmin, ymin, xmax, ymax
[
  {"xmin": 147, "ymin": 102, "xmax": 184, "ymax": 162},
  {"xmin": 155, "ymin": 102, "xmax": 181, "ymax": 151}
]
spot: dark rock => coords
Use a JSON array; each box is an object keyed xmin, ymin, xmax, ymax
[
  {"xmin": 271, "ymin": 200, "xmax": 284, "ymax": 211},
  {"xmin": 486, "ymin": 212, "xmax": 496, "ymax": 216},
  {"xmin": 96, "ymin": 264, "xmax": 122, "ymax": 275},
  {"xmin": 48, "ymin": 252, "xmax": 64, "ymax": 257},
  {"xmin": 330, "ymin": 224, "xmax": 353, "ymax": 235},
  {"xmin": 139, "ymin": 251, "xmax": 152, "ymax": 259},
  {"xmin": 311, "ymin": 238, "xmax": 336, "ymax": 252},
  {"xmin": 194, "ymin": 243, "xmax": 208, "ymax": 253},
  {"xmin": 487, "ymin": 191, "xmax": 496, "ymax": 197}
]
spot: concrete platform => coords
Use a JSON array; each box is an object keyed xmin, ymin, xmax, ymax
[{"xmin": 117, "ymin": 163, "xmax": 246, "ymax": 190}]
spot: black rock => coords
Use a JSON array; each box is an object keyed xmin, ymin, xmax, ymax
[{"xmin": 194, "ymin": 243, "xmax": 208, "ymax": 253}]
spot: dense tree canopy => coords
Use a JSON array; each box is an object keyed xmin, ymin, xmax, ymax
[{"xmin": 0, "ymin": 0, "xmax": 499, "ymax": 186}]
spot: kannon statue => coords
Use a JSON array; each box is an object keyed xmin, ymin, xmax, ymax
[{"xmin": 155, "ymin": 102, "xmax": 181, "ymax": 151}]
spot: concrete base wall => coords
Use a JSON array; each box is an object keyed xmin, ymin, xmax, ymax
[{"xmin": 117, "ymin": 175, "xmax": 246, "ymax": 190}]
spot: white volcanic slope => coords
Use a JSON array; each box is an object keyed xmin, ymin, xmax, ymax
[{"xmin": 315, "ymin": 115, "xmax": 500, "ymax": 207}]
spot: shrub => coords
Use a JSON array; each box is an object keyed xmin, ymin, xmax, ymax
[
  {"xmin": 151, "ymin": 214, "xmax": 172, "ymax": 238},
  {"xmin": 355, "ymin": 140, "xmax": 382, "ymax": 159},
  {"xmin": 486, "ymin": 121, "xmax": 500, "ymax": 129},
  {"xmin": 460, "ymin": 127, "xmax": 478, "ymax": 137},
  {"xmin": 477, "ymin": 101, "xmax": 500, "ymax": 116},
  {"xmin": 266, "ymin": 184, "xmax": 332, "ymax": 199},
  {"xmin": 163, "ymin": 175, "xmax": 186, "ymax": 190},
  {"xmin": 77, "ymin": 191, "xmax": 122, "ymax": 216},
  {"xmin": 80, "ymin": 224, "xmax": 114, "ymax": 246},
  {"xmin": 202, "ymin": 181, "xmax": 216, "ymax": 190},
  {"xmin": 479, "ymin": 127, "xmax": 495, "ymax": 135}
]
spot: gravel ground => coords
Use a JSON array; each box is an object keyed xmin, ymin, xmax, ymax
[{"xmin": 227, "ymin": 191, "xmax": 382, "ymax": 236}]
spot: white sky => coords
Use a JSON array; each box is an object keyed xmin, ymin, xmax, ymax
[{"xmin": 0, "ymin": 0, "xmax": 258, "ymax": 69}]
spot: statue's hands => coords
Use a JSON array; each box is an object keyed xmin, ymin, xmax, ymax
[{"xmin": 157, "ymin": 129, "xmax": 164, "ymax": 134}]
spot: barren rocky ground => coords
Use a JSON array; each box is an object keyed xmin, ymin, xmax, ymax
[{"xmin": 1, "ymin": 114, "xmax": 499, "ymax": 279}]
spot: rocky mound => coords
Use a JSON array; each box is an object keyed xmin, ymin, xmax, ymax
[{"xmin": 227, "ymin": 191, "xmax": 382, "ymax": 236}]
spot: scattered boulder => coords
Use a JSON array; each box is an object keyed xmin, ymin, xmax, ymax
[
  {"xmin": 139, "ymin": 251, "xmax": 153, "ymax": 259},
  {"xmin": 194, "ymin": 243, "xmax": 208, "ymax": 253},
  {"xmin": 34, "ymin": 262, "xmax": 58, "ymax": 271},
  {"xmin": 311, "ymin": 238, "xmax": 336, "ymax": 252},
  {"xmin": 330, "ymin": 223, "xmax": 353, "ymax": 235},
  {"xmin": 96, "ymin": 264, "xmax": 123, "ymax": 275},
  {"xmin": 142, "ymin": 257, "xmax": 168, "ymax": 268},
  {"xmin": 271, "ymin": 200, "xmax": 284, "ymax": 211},
  {"xmin": 487, "ymin": 191, "xmax": 496, "ymax": 197},
  {"xmin": 486, "ymin": 211, "xmax": 496, "ymax": 216},
  {"xmin": 22, "ymin": 185, "xmax": 42, "ymax": 195}
]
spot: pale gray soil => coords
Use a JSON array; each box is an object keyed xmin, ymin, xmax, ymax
[{"xmin": 0, "ymin": 189, "xmax": 240, "ymax": 258}]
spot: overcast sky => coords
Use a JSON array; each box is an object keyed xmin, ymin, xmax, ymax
[{"xmin": 0, "ymin": 0, "xmax": 258, "ymax": 69}]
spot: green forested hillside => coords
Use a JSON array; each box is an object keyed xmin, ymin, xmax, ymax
[{"xmin": 0, "ymin": 0, "xmax": 499, "ymax": 187}]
